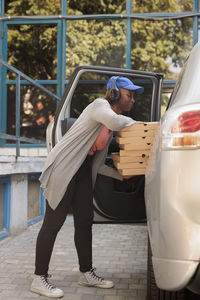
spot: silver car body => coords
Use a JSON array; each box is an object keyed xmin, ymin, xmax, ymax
[{"xmin": 145, "ymin": 40, "xmax": 200, "ymax": 290}]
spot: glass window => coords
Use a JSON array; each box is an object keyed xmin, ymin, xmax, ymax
[
  {"xmin": 7, "ymin": 25, "xmax": 57, "ymax": 80},
  {"xmin": 132, "ymin": 0, "xmax": 193, "ymax": 13},
  {"xmin": 28, "ymin": 177, "xmax": 41, "ymax": 221},
  {"xmin": 66, "ymin": 20, "xmax": 126, "ymax": 78},
  {"xmin": 131, "ymin": 18, "xmax": 193, "ymax": 79},
  {"xmin": 70, "ymin": 71, "xmax": 153, "ymax": 122},
  {"xmin": 67, "ymin": 0, "xmax": 126, "ymax": 15},
  {"xmin": 6, "ymin": 84, "xmax": 57, "ymax": 141},
  {"xmin": 0, "ymin": 184, "xmax": 5, "ymax": 231},
  {"xmin": 127, "ymin": 78, "xmax": 153, "ymax": 122},
  {"xmin": 5, "ymin": 0, "xmax": 61, "ymax": 16}
]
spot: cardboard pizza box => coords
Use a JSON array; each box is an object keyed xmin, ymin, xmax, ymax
[{"xmin": 112, "ymin": 122, "xmax": 158, "ymax": 176}]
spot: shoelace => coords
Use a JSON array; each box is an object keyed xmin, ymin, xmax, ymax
[
  {"xmin": 40, "ymin": 274, "xmax": 55, "ymax": 290},
  {"xmin": 89, "ymin": 268, "xmax": 104, "ymax": 282}
]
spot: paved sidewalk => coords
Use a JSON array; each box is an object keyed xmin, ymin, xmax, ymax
[{"xmin": 0, "ymin": 216, "xmax": 147, "ymax": 300}]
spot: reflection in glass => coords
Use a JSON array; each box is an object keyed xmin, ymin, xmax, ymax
[
  {"xmin": 132, "ymin": 0, "xmax": 193, "ymax": 13},
  {"xmin": 66, "ymin": 20, "xmax": 126, "ymax": 78},
  {"xmin": 67, "ymin": 1, "xmax": 126, "ymax": 15},
  {"xmin": 128, "ymin": 78, "xmax": 153, "ymax": 122},
  {"xmin": 5, "ymin": 0, "xmax": 61, "ymax": 16},
  {"xmin": 131, "ymin": 18, "xmax": 193, "ymax": 79},
  {"xmin": 7, "ymin": 84, "xmax": 57, "ymax": 141},
  {"xmin": 7, "ymin": 25, "xmax": 57, "ymax": 80}
]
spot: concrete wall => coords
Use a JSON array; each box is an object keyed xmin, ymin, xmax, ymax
[
  {"xmin": 10, "ymin": 174, "xmax": 28, "ymax": 235},
  {"xmin": 0, "ymin": 155, "xmax": 46, "ymax": 175},
  {"xmin": 0, "ymin": 154, "xmax": 46, "ymax": 237}
]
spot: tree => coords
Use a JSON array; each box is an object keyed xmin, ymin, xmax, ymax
[
  {"xmin": 5, "ymin": 0, "xmax": 193, "ymax": 79},
  {"xmin": 4, "ymin": 0, "xmax": 194, "ymax": 139},
  {"xmin": 131, "ymin": 0, "xmax": 193, "ymax": 78}
]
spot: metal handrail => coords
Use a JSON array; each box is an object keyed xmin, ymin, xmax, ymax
[{"xmin": 0, "ymin": 59, "xmax": 61, "ymax": 156}]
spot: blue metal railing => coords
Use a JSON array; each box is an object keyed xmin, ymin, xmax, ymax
[
  {"xmin": 0, "ymin": 59, "xmax": 61, "ymax": 156},
  {"xmin": 0, "ymin": 176, "xmax": 10, "ymax": 241}
]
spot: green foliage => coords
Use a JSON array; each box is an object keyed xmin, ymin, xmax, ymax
[
  {"xmin": 66, "ymin": 16, "xmax": 126, "ymax": 77},
  {"xmin": 7, "ymin": 24, "xmax": 57, "ymax": 79},
  {"xmin": 6, "ymin": 0, "xmax": 61, "ymax": 16},
  {"xmin": 131, "ymin": 0, "xmax": 193, "ymax": 77},
  {"xmin": 5, "ymin": 0, "xmax": 193, "ymax": 80},
  {"xmin": 4, "ymin": 0, "xmax": 194, "ymax": 139},
  {"xmin": 133, "ymin": 0, "xmax": 193, "ymax": 13},
  {"xmin": 132, "ymin": 17, "xmax": 193, "ymax": 77},
  {"xmin": 161, "ymin": 93, "xmax": 171, "ymax": 116},
  {"xmin": 68, "ymin": 0, "xmax": 126, "ymax": 14}
]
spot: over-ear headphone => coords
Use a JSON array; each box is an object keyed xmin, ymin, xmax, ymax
[{"xmin": 110, "ymin": 76, "xmax": 121, "ymax": 102}]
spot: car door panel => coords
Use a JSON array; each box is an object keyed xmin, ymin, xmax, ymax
[{"xmin": 94, "ymin": 174, "xmax": 145, "ymax": 221}]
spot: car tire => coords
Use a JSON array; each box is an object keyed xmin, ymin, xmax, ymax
[{"xmin": 146, "ymin": 238, "xmax": 198, "ymax": 300}]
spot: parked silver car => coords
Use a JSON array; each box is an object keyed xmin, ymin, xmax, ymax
[
  {"xmin": 146, "ymin": 40, "xmax": 200, "ymax": 299},
  {"xmin": 46, "ymin": 40, "xmax": 200, "ymax": 299}
]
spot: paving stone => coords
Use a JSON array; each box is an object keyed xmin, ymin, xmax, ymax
[
  {"xmin": 0, "ymin": 298, "xmax": 40, "ymax": 300},
  {"xmin": 0, "ymin": 284, "xmax": 17, "ymax": 290},
  {"xmin": 19, "ymin": 291, "xmax": 39, "ymax": 298},
  {"xmin": 61, "ymin": 294, "xmax": 82, "ymax": 300},
  {"xmin": 96, "ymin": 288, "xmax": 117, "ymax": 296},
  {"xmin": 103, "ymin": 296, "xmax": 125, "ymax": 300},
  {"xmin": 117, "ymin": 289, "xmax": 137, "ymax": 296},
  {"xmin": 82, "ymin": 295, "xmax": 104, "ymax": 300},
  {"xmin": 0, "ymin": 217, "xmax": 148, "ymax": 299},
  {"xmin": 113, "ymin": 273, "xmax": 131, "ymax": 279}
]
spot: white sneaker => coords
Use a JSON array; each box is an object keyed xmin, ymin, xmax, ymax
[
  {"xmin": 78, "ymin": 267, "xmax": 114, "ymax": 289},
  {"xmin": 30, "ymin": 274, "xmax": 64, "ymax": 298}
]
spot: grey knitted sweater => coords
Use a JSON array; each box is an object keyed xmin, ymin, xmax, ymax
[{"xmin": 39, "ymin": 98, "xmax": 135, "ymax": 209}]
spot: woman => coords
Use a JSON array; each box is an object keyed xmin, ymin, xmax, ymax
[{"xmin": 30, "ymin": 76, "xmax": 144, "ymax": 298}]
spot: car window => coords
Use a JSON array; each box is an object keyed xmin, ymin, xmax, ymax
[{"xmin": 70, "ymin": 71, "xmax": 154, "ymax": 122}]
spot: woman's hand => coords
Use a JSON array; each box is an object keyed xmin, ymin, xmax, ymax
[{"xmin": 123, "ymin": 175, "xmax": 134, "ymax": 180}]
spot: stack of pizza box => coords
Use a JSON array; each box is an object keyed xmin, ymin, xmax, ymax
[{"xmin": 111, "ymin": 122, "xmax": 158, "ymax": 176}]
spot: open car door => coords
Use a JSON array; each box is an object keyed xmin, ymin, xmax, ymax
[{"xmin": 49, "ymin": 66, "xmax": 163, "ymax": 223}]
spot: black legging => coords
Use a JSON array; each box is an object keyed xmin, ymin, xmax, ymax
[{"xmin": 35, "ymin": 155, "xmax": 94, "ymax": 275}]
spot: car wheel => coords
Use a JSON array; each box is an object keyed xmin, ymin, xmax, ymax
[{"xmin": 147, "ymin": 238, "xmax": 190, "ymax": 300}]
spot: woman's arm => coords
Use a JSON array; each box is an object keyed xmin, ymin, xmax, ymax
[{"xmin": 92, "ymin": 98, "xmax": 135, "ymax": 131}]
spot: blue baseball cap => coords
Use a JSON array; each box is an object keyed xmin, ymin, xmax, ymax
[{"xmin": 107, "ymin": 76, "xmax": 144, "ymax": 95}]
